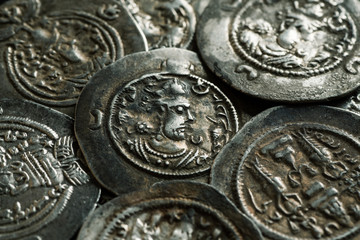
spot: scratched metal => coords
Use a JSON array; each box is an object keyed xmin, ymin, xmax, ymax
[
  {"xmin": 77, "ymin": 181, "xmax": 263, "ymax": 240},
  {"xmin": 211, "ymin": 105, "xmax": 360, "ymax": 240},
  {"xmin": 0, "ymin": 0, "xmax": 147, "ymax": 117},
  {"xmin": 196, "ymin": 0, "xmax": 360, "ymax": 102},
  {"xmin": 0, "ymin": 98, "xmax": 100, "ymax": 240}
]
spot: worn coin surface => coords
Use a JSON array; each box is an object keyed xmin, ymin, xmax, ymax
[
  {"xmin": 0, "ymin": 98, "xmax": 100, "ymax": 240},
  {"xmin": 119, "ymin": 0, "xmax": 196, "ymax": 50},
  {"xmin": 197, "ymin": 0, "xmax": 360, "ymax": 102},
  {"xmin": 0, "ymin": 0, "xmax": 147, "ymax": 117},
  {"xmin": 77, "ymin": 181, "xmax": 263, "ymax": 240},
  {"xmin": 75, "ymin": 48, "xmax": 240, "ymax": 195},
  {"xmin": 211, "ymin": 105, "xmax": 360, "ymax": 240}
]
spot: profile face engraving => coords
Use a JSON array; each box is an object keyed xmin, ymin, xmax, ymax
[
  {"xmin": 230, "ymin": 0, "xmax": 357, "ymax": 76},
  {"xmin": 236, "ymin": 124, "xmax": 360, "ymax": 239},
  {"xmin": 109, "ymin": 74, "xmax": 238, "ymax": 176}
]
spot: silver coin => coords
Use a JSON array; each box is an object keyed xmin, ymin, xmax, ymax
[
  {"xmin": 211, "ymin": 105, "xmax": 360, "ymax": 240},
  {"xmin": 0, "ymin": 0, "xmax": 147, "ymax": 116},
  {"xmin": 75, "ymin": 48, "xmax": 241, "ymax": 195},
  {"xmin": 0, "ymin": 98, "xmax": 100, "ymax": 240},
  {"xmin": 77, "ymin": 181, "xmax": 263, "ymax": 240},
  {"xmin": 119, "ymin": 0, "xmax": 196, "ymax": 50},
  {"xmin": 197, "ymin": 0, "xmax": 360, "ymax": 102}
]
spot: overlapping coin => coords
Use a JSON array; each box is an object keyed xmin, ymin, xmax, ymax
[
  {"xmin": 119, "ymin": 0, "xmax": 196, "ymax": 50},
  {"xmin": 0, "ymin": 99, "xmax": 100, "ymax": 240},
  {"xmin": 197, "ymin": 0, "xmax": 360, "ymax": 102},
  {"xmin": 75, "ymin": 48, "xmax": 241, "ymax": 195},
  {"xmin": 77, "ymin": 181, "xmax": 263, "ymax": 240},
  {"xmin": 211, "ymin": 105, "xmax": 360, "ymax": 240},
  {"xmin": 0, "ymin": 0, "xmax": 147, "ymax": 116}
]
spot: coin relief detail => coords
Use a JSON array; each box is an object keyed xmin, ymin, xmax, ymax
[
  {"xmin": 230, "ymin": 0, "xmax": 357, "ymax": 77},
  {"xmin": 0, "ymin": 109, "xmax": 89, "ymax": 238},
  {"xmin": 237, "ymin": 124, "xmax": 360, "ymax": 239},
  {"xmin": 98, "ymin": 199, "xmax": 241, "ymax": 240},
  {"xmin": 108, "ymin": 74, "xmax": 238, "ymax": 176},
  {"xmin": 0, "ymin": 0, "xmax": 123, "ymax": 106}
]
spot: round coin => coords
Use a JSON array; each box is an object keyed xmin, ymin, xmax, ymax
[
  {"xmin": 77, "ymin": 181, "xmax": 263, "ymax": 240},
  {"xmin": 0, "ymin": 0, "xmax": 147, "ymax": 116},
  {"xmin": 0, "ymin": 98, "xmax": 100, "ymax": 240},
  {"xmin": 211, "ymin": 105, "xmax": 360, "ymax": 240},
  {"xmin": 75, "ymin": 48, "xmax": 240, "ymax": 195},
  {"xmin": 197, "ymin": 0, "xmax": 360, "ymax": 102}
]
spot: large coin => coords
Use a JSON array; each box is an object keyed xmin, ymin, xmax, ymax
[
  {"xmin": 0, "ymin": 0, "xmax": 147, "ymax": 117},
  {"xmin": 119, "ymin": 0, "xmax": 196, "ymax": 50},
  {"xmin": 211, "ymin": 105, "xmax": 360, "ymax": 240},
  {"xmin": 77, "ymin": 181, "xmax": 263, "ymax": 240},
  {"xmin": 0, "ymin": 98, "xmax": 100, "ymax": 240},
  {"xmin": 197, "ymin": 0, "xmax": 360, "ymax": 102},
  {"xmin": 75, "ymin": 48, "xmax": 240, "ymax": 195}
]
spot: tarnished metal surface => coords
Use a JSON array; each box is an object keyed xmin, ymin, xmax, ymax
[
  {"xmin": 196, "ymin": 0, "xmax": 360, "ymax": 102},
  {"xmin": 77, "ymin": 181, "xmax": 263, "ymax": 240},
  {"xmin": 0, "ymin": 99, "xmax": 100, "ymax": 240},
  {"xmin": 75, "ymin": 48, "xmax": 242, "ymax": 195},
  {"xmin": 211, "ymin": 105, "xmax": 360, "ymax": 240},
  {"xmin": 0, "ymin": 0, "xmax": 147, "ymax": 116}
]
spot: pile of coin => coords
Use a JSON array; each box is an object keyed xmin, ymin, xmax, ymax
[{"xmin": 1, "ymin": 0, "xmax": 360, "ymax": 239}]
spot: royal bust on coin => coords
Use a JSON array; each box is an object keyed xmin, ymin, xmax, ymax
[
  {"xmin": 0, "ymin": 99, "xmax": 100, "ymax": 240},
  {"xmin": 75, "ymin": 48, "xmax": 240, "ymax": 194},
  {"xmin": 0, "ymin": 0, "xmax": 147, "ymax": 116},
  {"xmin": 211, "ymin": 106, "xmax": 360, "ymax": 240},
  {"xmin": 197, "ymin": 0, "xmax": 360, "ymax": 102},
  {"xmin": 77, "ymin": 181, "xmax": 263, "ymax": 240}
]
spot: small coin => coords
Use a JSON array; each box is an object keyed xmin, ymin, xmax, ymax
[
  {"xmin": 75, "ymin": 48, "xmax": 240, "ymax": 195},
  {"xmin": 197, "ymin": 0, "xmax": 360, "ymax": 102},
  {"xmin": 119, "ymin": 0, "xmax": 196, "ymax": 50},
  {"xmin": 0, "ymin": 98, "xmax": 100, "ymax": 240},
  {"xmin": 211, "ymin": 105, "xmax": 360, "ymax": 240},
  {"xmin": 0, "ymin": 0, "xmax": 147, "ymax": 116},
  {"xmin": 76, "ymin": 181, "xmax": 263, "ymax": 240}
]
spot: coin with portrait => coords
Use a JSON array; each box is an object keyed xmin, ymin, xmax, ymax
[
  {"xmin": 197, "ymin": 0, "xmax": 360, "ymax": 102},
  {"xmin": 75, "ymin": 48, "xmax": 240, "ymax": 194}
]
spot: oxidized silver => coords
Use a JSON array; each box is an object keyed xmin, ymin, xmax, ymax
[
  {"xmin": 197, "ymin": 0, "xmax": 360, "ymax": 102},
  {"xmin": 211, "ymin": 106, "xmax": 360, "ymax": 240},
  {"xmin": 0, "ymin": 0, "xmax": 147, "ymax": 116},
  {"xmin": 0, "ymin": 99, "xmax": 100, "ymax": 240},
  {"xmin": 77, "ymin": 181, "xmax": 263, "ymax": 240},
  {"xmin": 120, "ymin": 0, "xmax": 196, "ymax": 49},
  {"xmin": 75, "ymin": 48, "xmax": 240, "ymax": 195}
]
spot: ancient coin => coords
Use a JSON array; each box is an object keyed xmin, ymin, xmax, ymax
[
  {"xmin": 76, "ymin": 181, "xmax": 263, "ymax": 240},
  {"xmin": 197, "ymin": 0, "xmax": 360, "ymax": 102},
  {"xmin": 0, "ymin": 0, "xmax": 147, "ymax": 117},
  {"xmin": 119, "ymin": 0, "xmax": 196, "ymax": 49},
  {"xmin": 75, "ymin": 48, "xmax": 240, "ymax": 195},
  {"xmin": 0, "ymin": 98, "xmax": 100, "ymax": 240},
  {"xmin": 211, "ymin": 105, "xmax": 360, "ymax": 240}
]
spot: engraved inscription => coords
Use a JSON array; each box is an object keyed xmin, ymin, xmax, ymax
[
  {"xmin": 0, "ymin": 114, "xmax": 88, "ymax": 239},
  {"xmin": 0, "ymin": 0, "xmax": 123, "ymax": 106},
  {"xmin": 236, "ymin": 124, "xmax": 360, "ymax": 239},
  {"xmin": 230, "ymin": 0, "xmax": 357, "ymax": 77},
  {"xmin": 109, "ymin": 74, "xmax": 238, "ymax": 176},
  {"xmin": 120, "ymin": 0, "xmax": 196, "ymax": 49},
  {"xmin": 98, "ymin": 198, "xmax": 241, "ymax": 239}
]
